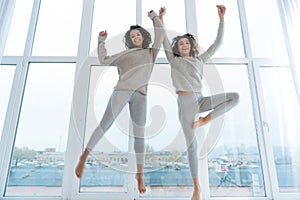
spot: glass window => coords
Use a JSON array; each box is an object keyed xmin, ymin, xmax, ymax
[
  {"xmin": 90, "ymin": 0, "xmax": 135, "ymax": 56},
  {"xmin": 32, "ymin": 0, "xmax": 82, "ymax": 56},
  {"xmin": 260, "ymin": 66, "xmax": 300, "ymax": 193},
  {"xmin": 80, "ymin": 66, "xmax": 128, "ymax": 193},
  {"xmin": 0, "ymin": 65, "xmax": 15, "ymax": 138},
  {"xmin": 244, "ymin": 0, "xmax": 289, "ymax": 64},
  {"xmin": 5, "ymin": 63, "xmax": 76, "ymax": 196},
  {"xmin": 3, "ymin": 0, "xmax": 34, "ymax": 56},
  {"xmin": 206, "ymin": 65, "xmax": 266, "ymax": 197},
  {"xmin": 196, "ymin": 0, "xmax": 245, "ymax": 58}
]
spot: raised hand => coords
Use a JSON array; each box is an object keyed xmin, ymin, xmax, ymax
[
  {"xmin": 216, "ymin": 5, "xmax": 226, "ymax": 22},
  {"xmin": 159, "ymin": 6, "xmax": 166, "ymax": 20},
  {"xmin": 99, "ymin": 30, "xmax": 108, "ymax": 38},
  {"xmin": 148, "ymin": 9, "xmax": 154, "ymax": 16}
]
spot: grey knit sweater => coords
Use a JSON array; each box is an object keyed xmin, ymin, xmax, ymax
[
  {"xmin": 163, "ymin": 22, "xmax": 224, "ymax": 93},
  {"xmin": 97, "ymin": 12, "xmax": 164, "ymax": 95}
]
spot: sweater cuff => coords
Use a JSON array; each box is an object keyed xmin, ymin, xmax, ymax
[
  {"xmin": 148, "ymin": 11, "xmax": 158, "ymax": 20},
  {"xmin": 98, "ymin": 36, "xmax": 106, "ymax": 43}
]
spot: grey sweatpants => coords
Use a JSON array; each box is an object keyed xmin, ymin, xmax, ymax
[
  {"xmin": 86, "ymin": 90, "xmax": 147, "ymax": 164},
  {"xmin": 177, "ymin": 92, "xmax": 239, "ymax": 178}
]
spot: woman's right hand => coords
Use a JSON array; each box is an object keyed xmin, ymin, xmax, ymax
[{"xmin": 99, "ymin": 30, "xmax": 108, "ymax": 38}]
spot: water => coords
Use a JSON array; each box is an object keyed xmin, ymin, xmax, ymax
[{"xmin": 7, "ymin": 164, "xmax": 300, "ymax": 187}]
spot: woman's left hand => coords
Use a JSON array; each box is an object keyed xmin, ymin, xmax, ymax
[{"xmin": 216, "ymin": 5, "xmax": 226, "ymax": 22}]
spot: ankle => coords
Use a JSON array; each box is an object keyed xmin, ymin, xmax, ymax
[
  {"xmin": 205, "ymin": 115, "xmax": 211, "ymax": 122},
  {"xmin": 136, "ymin": 173, "xmax": 143, "ymax": 178},
  {"xmin": 194, "ymin": 187, "xmax": 201, "ymax": 192}
]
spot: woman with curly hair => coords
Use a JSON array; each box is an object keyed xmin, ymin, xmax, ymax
[
  {"xmin": 159, "ymin": 6, "xmax": 239, "ymax": 200},
  {"xmin": 75, "ymin": 9, "xmax": 165, "ymax": 194}
]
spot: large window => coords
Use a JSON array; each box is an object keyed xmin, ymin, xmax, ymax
[
  {"xmin": 5, "ymin": 63, "xmax": 75, "ymax": 196},
  {"xmin": 260, "ymin": 66, "xmax": 300, "ymax": 193},
  {"xmin": 206, "ymin": 65, "xmax": 265, "ymax": 197},
  {"xmin": 1, "ymin": 0, "xmax": 300, "ymax": 199}
]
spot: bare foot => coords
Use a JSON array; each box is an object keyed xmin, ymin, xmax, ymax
[
  {"xmin": 191, "ymin": 189, "xmax": 201, "ymax": 200},
  {"xmin": 136, "ymin": 173, "xmax": 146, "ymax": 194},
  {"xmin": 192, "ymin": 115, "xmax": 211, "ymax": 129},
  {"xmin": 75, "ymin": 157, "xmax": 85, "ymax": 178},
  {"xmin": 75, "ymin": 148, "xmax": 90, "ymax": 178}
]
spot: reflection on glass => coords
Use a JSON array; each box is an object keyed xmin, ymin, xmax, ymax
[
  {"xmin": 32, "ymin": 0, "xmax": 82, "ymax": 56},
  {"xmin": 260, "ymin": 66, "xmax": 300, "ymax": 193},
  {"xmin": 207, "ymin": 65, "xmax": 266, "ymax": 197},
  {"xmin": 0, "ymin": 65, "xmax": 15, "ymax": 138},
  {"xmin": 5, "ymin": 63, "xmax": 76, "ymax": 196},
  {"xmin": 3, "ymin": 0, "xmax": 34, "ymax": 56},
  {"xmin": 244, "ymin": 0, "xmax": 289, "ymax": 64},
  {"xmin": 89, "ymin": 0, "xmax": 135, "ymax": 55},
  {"xmin": 196, "ymin": 0, "xmax": 244, "ymax": 57}
]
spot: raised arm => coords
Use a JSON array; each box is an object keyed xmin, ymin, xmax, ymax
[
  {"xmin": 98, "ymin": 30, "xmax": 121, "ymax": 65},
  {"xmin": 159, "ymin": 7, "xmax": 175, "ymax": 62},
  {"xmin": 199, "ymin": 5, "xmax": 226, "ymax": 62},
  {"xmin": 148, "ymin": 10, "xmax": 165, "ymax": 54}
]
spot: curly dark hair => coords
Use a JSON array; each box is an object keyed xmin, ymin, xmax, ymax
[
  {"xmin": 171, "ymin": 33, "xmax": 199, "ymax": 57},
  {"xmin": 124, "ymin": 25, "xmax": 152, "ymax": 49}
]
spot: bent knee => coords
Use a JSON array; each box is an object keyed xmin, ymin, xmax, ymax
[{"xmin": 229, "ymin": 92, "xmax": 240, "ymax": 106}]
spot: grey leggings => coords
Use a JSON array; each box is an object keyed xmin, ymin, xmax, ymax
[
  {"xmin": 86, "ymin": 90, "xmax": 147, "ymax": 164},
  {"xmin": 177, "ymin": 92, "xmax": 239, "ymax": 178}
]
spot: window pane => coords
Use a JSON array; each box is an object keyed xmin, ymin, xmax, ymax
[
  {"xmin": 244, "ymin": 0, "xmax": 289, "ymax": 64},
  {"xmin": 196, "ymin": 0, "xmax": 245, "ymax": 57},
  {"xmin": 260, "ymin": 66, "xmax": 300, "ymax": 193},
  {"xmin": 207, "ymin": 65, "xmax": 266, "ymax": 197},
  {"xmin": 5, "ymin": 63, "xmax": 76, "ymax": 196},
  {"xmin": 90, "ymin": 0, "xmax": 135, "ymax": 56},
  {"xmin": 32, "ymin": 0, "xmax": 82, "ymax": 56},
  {"xmin": 80, "ymin": 66, "xmax": 128, "ymax": 193},
  {"xmin": 3, "ymin": 0, "xmax": 34, "ymax": 56},
  {"xmin": 0, "ymin": 65, "xmax": 15, "ymax": 138}
]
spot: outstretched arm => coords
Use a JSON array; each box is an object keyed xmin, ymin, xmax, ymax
[
  {"xmin": 159, "ymin": 7, "xmax": 175, "ymax": 62},
  {"xmin": 98, "ymin": 30, "xmax": 121, "ymax": 65},
  {"xmin": 199, "ymin": 5, "xmax": 225, "ymax": 62},
  {"xmin": 148, "ymin": 10, "xmax": 165, "ymax": 55}
]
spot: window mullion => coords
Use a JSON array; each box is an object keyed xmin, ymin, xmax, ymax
[
  {"xmin": 237, "ymin": 0, "xmax": 274, "ymax": 199},
  {"xmin": 63, "ymin": 0, "xmax": 95, "ymax": 198},
  {"xmin": 185, "ymin": 0, "xmax": 198, "ymax": 36},
  {"xmin": 136, "ymin": 0, "xmax": 142, "ymax": 25},
  {"xmin": 23, "ymin": 0, "xmax": 40, "ymax": 58}
]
